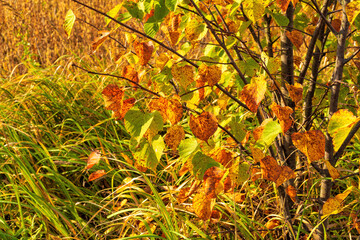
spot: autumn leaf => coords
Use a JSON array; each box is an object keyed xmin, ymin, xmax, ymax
[
  {"xmin": 242, "ymin": 0, "xmax": 266, "ymax": 23},
  {"xmin": 286, "ymin": 30, "xmax": 303, "ymax": 49},
  {"xmin": 229, "ymin": 161, "xmax": 250, "ymax": 186},
  {"xmin": 191, "ymin": 151, "xmax": 220, "ymax": 179},
  {"xmin": 86, "ymin": 150, "xmax": 101, "ymax": 169},
  {"xmin": 133, "ymin": 40, "xmax": 154, "ymax": 66},
  {"xmin": 250, "ymin": 145, "xmax": 265, "ymax": 163},
  {"xmin": 211, "ymin": 148, "xmax": 233, "ymax": 168},
  {"xmin": 102, "ymin": 84, "xmax": 135, "ymax": 120},
  {"xmin": 171, "ymin": 64, "xmax": 195, "ymax": 89},
  {"xmin": 185, "ymin": 18, "xmax": 207, "ymax": 42},
  {"xmin": 189, "ymin": 112, "xmax": 218, "ymax": 142},
  {"xmin": 63, "ymin": 9, "xmax": 76, "ymax": 38},
  {"xmin": 253, "ymin": 118, "xmax": 282, "ymax": 149},
  {"xmin": 286, "ymin": 185, "xmax": 297, "ymax": 203},
  {"xmin": 346, "ymin": 1, "xmax": 360, "ymax": 25},
  {"xmin": 331, "ymin": 19, "xmax": 341, "ymax": 32},
  {"xmin": 324, "ymin": 160, "xmax": 340, "ymax": 180},
  {"xmin": 265, "ymin": 219, "xmax": 281, "ymax": 229},
  {"xmin": 291, "ymin": 130, "xmax": 325, "ymax": 163},
  {"xmin": 239, "ymin": 76, "xmax": 267, "ymax": 113},
  {"xmin": 276, "ymin": 0, "xmax": 291, "ymax": 13},
  {"xmin": 193, "ymin": 192, "xmax": 214, "ymax": 220},
  {"xmin": 148, "ymin": 97, "xmax": 183, "ymax": 124},
  {"xmin": 122, "ymin": 65, "xmax": 139, "ymax": 87},
  {"xmin": 203, "ymin": 167, "xmax": 225, "ymax": 198},
  {"xmin": 322, "ymin": 187, "xmax": 353, "ymax": 217},
  {"xmin": 198, "ymin": 64, "xmax": 222, "ymax": 87},
  {"xmin": 328, "ymin": 109, "xmax": 359, "ymax": 152},
  {"xmin": 164, "ymin": 125, "xmax": 185, "ymax": 151},
  {"xmin": 260, "ymin": 156, "xmax": 295, "ymax": 186},
  {"xmin": 92, "ymin": 31, "xmax": 111, "ymax": 52},
  {"xmin": 88, "ymin": 169, "xmax": 106, "ymax": 182},
  {"xmin": 286, "ymin": 83, "xmax": 303, "ymax": 105},
  {"xmin": 270, "ymin": 102, "xmax": 293, "ymax": 134}
]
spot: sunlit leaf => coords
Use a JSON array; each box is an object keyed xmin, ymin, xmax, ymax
[
  {"xmin": 328, "ymin": 109, "xmax": 359, "ymax": 151},
  {"xmin": 124, "ymin": 109, "xmax": 157, "ymax": 143},
  {"xmin": 91, "ymin": 31, "xmax": 111, "ymax": 52},
  {"xmin": 189, "ymin": 112, "xmax": 218, "ymax": 142},
  {"xmin": 88, "ymin": 170, "xmax": 106, "ymax": 182},
  {"xmin": 203, "ymin": 167, "xmax": 225, "ymax": 198},
  {"xmin": 192, "ymin": 151, "xmax": 220, "ymax": 179},
  {"xmin": 242, "ymin": 0, "xmax": 266, "ymax": 23},
  {"xmin": 322, "ymin": 187, "xmax": 353, "ymax": 217},
  {"xmin": 185, "ymin": 18, "xmax": 208, "ymax": 42},
  {"xmin": 291, "ymin": 130, "xmax": 325, "ymax": 163},
  {"xmin": 253, "ymin": 118, "xmax": 282, "ymax": 149},
  {"xmin": 105, "ymin": 4, "xmax": 122, "ymax": 26},
  {"xmin": 102, "ymin": 84, "xmax": 135, "ymax": 120},
  {"xmin": 211, "ymin": 148, "xmax": 233, "ymax": 168},
  {"xmin": 286, "ymin": 83, "xmax": 303, "ymax": 105},
  {"xmin": 64, "ymin": 9, "xmax": 76, "ymax": 39},
  {"xmin": 133, "ymin": 135, "xmax": 165, "ymax": 171},
  {"xmin": 149, "ymin": 97, "xmax": 183, "ymax": 124},
  {"xmin": 346, "ymin": 1, "xmax": 360, "ymax": 25},
  {"xmin": 122, "ymin": 65, "xmax": 139, "ymax": 87},
  {"xmin": 260, "ymin": 156, "xmax": 295, "ymax": 186},
  {"xmin": 265, "ymin": 219, "xmax": 281, "ymax": 229},
  {"xmin": 164, "ymin": 125, "xmax": 185, "ymax": 151},
  {"xmin": 286, "ymin": 30, "xmax": 303, "ymax": 49},
  {"xmin": 171, "ymin": 64, "xmax": 195, "ymax": 89},
  {"xmin": 198, "ymin": 64, "xmax": 222, "ymax": 87},
  {"xmin": 133, "ymin": 40, "xmax": 154, "ymax": 66},
  {"xmin": 229, "ymin": 161, "xmax": 250, "ymax": 185},
  {"xmin": 178, "ymin": 138, "xmax": 199, "ymax": 160},
  {"xmin": 270, "ymin": 102, "xmax": 293, "ymax": 134},
  {"xmin": 86, "ymin": 150, "xmax": 101, "ymax": 170},
  {"xmin": 239, "ymin": 76, "xmax": 267, "ymax": 113},
  {"xmin": 193, "ymin": 192, "xmax": 213, "ymax": 220},
  {"xmin": 324, "ymin": 160, "xmax": 340, "ymax": 180}
]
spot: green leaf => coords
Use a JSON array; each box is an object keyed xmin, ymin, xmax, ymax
[
  {"xmin": 328, "ymin": 109, "xmax": 359, "ymax": 151},
  {"xmin": 144, "ymin": 22, "xmax": 160, "ymax": 38},
  {"xmin": 63, "ymin": 9, "xmax": 76, "ymax": 39},
  {"xmin": 230, "ymin": 161, "xmax": 250, "ymax": 185},
  {"xmin": 124, "ymin": 109, "xmax": 155, "ymax": 143},
  {"xmin": 134, "ymin": 135, "xmax": 165, "ymax": 171},
  {"xmin": 191, "ymin": 151, "xmax": 220, "ymax": 179},
  {"xmin": 179, "ymin": 138, "xmax": 199, "ymax": 160},
  {"xmin": 105, "ymin": 4, "xmax": 122, "ymax": 26},
  {"xmin": 123, "ymin": 1, "xmax": 144, "ymax": 20},
  {"xmin": 255, "ymin": 119, "xmax": 282, "ymax": 149},
  {"xmin": 166, "ymin": 0, "xmax": 179, "ymax": 11},
  {"xmin": 271, "ymin": 10, "xmax": 289, "ymax": 26},
  {"xmin": 154, "ymin": 0, "xmax": 169, "ymax": 20},
  {"xmin": 148, "ymin": 111, "xmax": 164, "ymax": 135},
  {"xmin": 229, "ymin": 120, "xmax": 246, "ymax": 143}
]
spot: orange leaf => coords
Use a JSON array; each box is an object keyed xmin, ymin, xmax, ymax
[
  {"xmin": 122, "ymin": 65, "xmax": 139, "ymax": 87},
  {"xmin": 250, "ymin": 145, "xmax": 265, "ymax": 163},
  {"xmin": 133, "ymin": 40, "xmax": 153, "ymax": 66},
  {"xmin": 265, "ymin": 219, "xmax": 281, "ymax": 229},
  {"xmin": 149, "ymin": 97, "xmax": 183, "ymax": 124},
  {"xmin": 239, "ymin": 76, "xmax": 267, "ymax": 113},
  {"xmin": 177, "ymin": 187, "xmax": 191, "ymax": 203},
  {"xmin": 270, "ymin": 102, "xmax": 293, "ymax": 133},
  {"xmin": 171, "ymin": 64, "xmax": 195, "ymax": 89},
  {"xmin": 276, "ymin": 0, "xmax": 291, "ymax": 13},
  {"xmin": 331, "ymin": 19, "xmax": 341, "ymax": 32},
  {"xmin": 324, "ymin": 160, "xmax": 340, "ymax": 180},
  {"xmin": 196, "ymin": 76, "xmax": 207, "ymax": 100},
  {"xmin": 164, "ymin": 125, "xmax": 185, "ymax": 151},
  {"xmin": 251, "ymin": 167, "xmax": 262, "ymax": 182},
  {"xmin": 102, "ymin": 84, "xmax": 135, "ymax": 120},
  {"xmin": 286, "ymin": 83, "xmax": 303, "ymax": 105},
  {"xmin": 143, "ymin": 9, "xmax": 154, "ymax": 22},
  {"xmin": 260, "ymin": 156, "xmax": 295, "ymax": 186},
  {"xmin": 193, "ymin": 192, "xmax": 213, "ymax": 220},
  {"xmin": 86, "ymin": 150, "xmax": 101, "ymax": 169},
  {"xmin": 286, "ymin": 185, "xmax": 297, "ymax": 203},
  {"xmin": 168, "ymin": 31, "xmax": 180, "ymax": 46},
  {"xmin": 91, "ymin": 31, "xmax": 110, "ymax": 52},
  {"xmin": 211, "ymin": 148, "xmax": 233, "ymax": 168},
  {"xmin": 88, "ymin": 170, "xmax": 106, "ymax": 182},
  {"xmin": 252, "ymin": 118, "xmax": 273, "ymax": 141},
  {"xmin": 291, "ymin": 130, "xmax": 325, "ymax": 163},
  {"xmin": 189, "ymin": 112, "xmax": 218, "ymax": 142},
  {"xmin": 198, "ymin": 64, "xmax": 222, "ymax": 87},
  {"xmin": 286, "ymin": 30, "xmax": 303, "ymax": 49}
]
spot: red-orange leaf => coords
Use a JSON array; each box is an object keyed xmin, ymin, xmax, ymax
[
  {"xmin": 276, "ymin": 0, "xmax": 291, "ymax": 13},
  {"xmin": 286, "ymin": 185, "xmax": 297, "ymax": 203},
  {"xmin": 122, "ymin": 65, "xmax": 139, "ymax": 87},
  {"xmin": 133, "ymin": 40, "xmax": 153, "ymax": 66},
  {"xmin": 171, "ymin": 64, "xmax": 194, "ymax": 89},
  {"xmin": 189, "ymin": 112, "xmax": 218, "ymax": 141},
  {"xmin": 91, "ymin": 31, "xmax": 110, "ymax": 52},
  {"xmin": 260, "ymin": 156, "xmax": 295, "ymax": 186},
  {"xmin": 149, "ymin": 97, "xmax": 183, "ymax": 124},
  {"xmin": 286, "ymin": 83, "xmax": 303, "ymax": 105},
  {"xmin": 86, "ymin": 150, "xmax": 101, "ymax": 169},
  {"xmin": 270, "ymin": 102, "xmax": 293, "ymax": 133},
  {"xmin": 102, "ymin": 84, "xmax": 135, "ymax": 120},
  {"xmin": 291, "ymin": 130, "xmax": 325, "ymax": 163},
  {"xmin": 239, "ymin": 76, "xmax": 267, "ymax": 113},
  {"xmin": 198, "ymin": 64, "xmax": 222, "ymax": 87},
  {"xmin": 88, "ymin": 170, "xmax": 106, "ymax": 182}
]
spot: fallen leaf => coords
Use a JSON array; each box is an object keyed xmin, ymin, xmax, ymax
[
  {"xmin": 177, "ymin": 187, "xmax": 191, "ymax": 203},
  {"xmin": 286, "ymin": 83, "xmax": 303, "ymax": 105},
  {"xmin": 260, "ymin": 156, "xmax": 295, "ymax": 186},
  {"xmin": 198, "ymin": 64, "xmax": 222, "ymax": 87},
  {"xmin": 286, "ymin": 30, "xmax": 303, "ymax": 49},
  {"xmin": 239, "ymin": 76, "xmax": 267, "ymax": 113},
  {"xmin": 189, "ymin": 112, "xmax": 218, "ymax": 141},
  {"xmin": 291, "ymin": 130, "xmax": 325, "ymax": 163},
  {"xmin": 86, "ymin": 150, "xmax": 101, "ymax": 169},
  {"xmin": 133, "ymin": 40, "xmax": 154, "ymax": 66},
  {"xmin": 251, "ymin": 167, "xmax": 262, "ymax": 181},
  {"xmin": 88, "ymin": 170, "xmax": 106, "ymax": 182},
  {"xmin": 164, "ymin": 125, "xmax": 185, "ymax": 151},
  {"xmin": 270, "ymin": 102, "xmax": 293, "ymax": 134}
]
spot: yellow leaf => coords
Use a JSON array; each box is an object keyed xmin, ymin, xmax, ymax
[
  {"xmin": 346, "ymin": 1, "xmax": 360, "ymax": 25},
  {"xmin": 324, "ymin": 160, "xmax": 340, "ymax": 180},
  {"xmin": 260, "ymin": 156, "xmax": 295, "ymax": 186},
  {"xmin": 270, "ymin": 102, "xmax": 293, "ymax": 134},
  {"xmin": 164, "ymin": 125, "xmax": 185, "ymax": 151},
  {"xmin": 239, "ymin": 76, "xmax": 267, "ymax": 113},
  {"xmin": 291, "ymin": 130, "xmax": 325, "ymax": 163}
]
